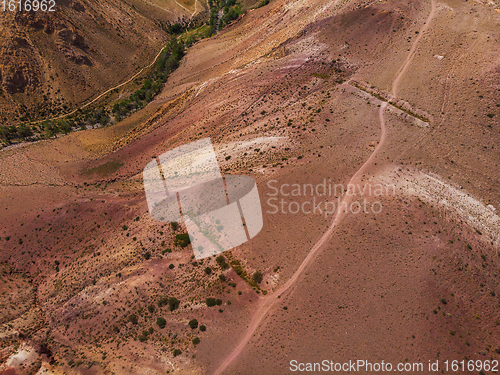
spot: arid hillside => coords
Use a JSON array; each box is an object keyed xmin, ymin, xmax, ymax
[
  {"xmin": 0, "ymin": 0, "xmax": 500, "ymax": 374},
  {"xmin": 0, "ymin": 0, "xmax": 206, "ymax": 124}
]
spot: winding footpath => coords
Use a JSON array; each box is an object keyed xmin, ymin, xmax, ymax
[{"xmin": 213, "ymin": 0, "xmax": 437, "ymax": 373}]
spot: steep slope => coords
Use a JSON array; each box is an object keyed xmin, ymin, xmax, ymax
[{"xmin": 0, "ymin": 0, "xmax": 206, "ymax": 124}]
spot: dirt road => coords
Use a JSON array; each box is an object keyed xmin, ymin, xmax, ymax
[{"xmin": 213, "ymin": 0, "xmax": 436, "ymax": 373}]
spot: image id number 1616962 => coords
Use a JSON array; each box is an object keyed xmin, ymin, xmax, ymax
[{"xmin": 1, "ymin": 0, "xmax": 55, "ymax": 11}]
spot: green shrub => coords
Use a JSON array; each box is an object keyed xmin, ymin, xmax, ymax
[
  {"xmin": 158, "ymin": 296, "xmax": 169, "ymax": 307},
  {"xmin": 192, "ymin": 337, "xmax": 200, "ymax": 345},
  {"xmin": 168, "ymin": 297, "xmax": 180, "ymax": 311},
  {"xmin": 18, "ymin": 124, "xmax": 33, "ymax": 138},
  {"xmin": 206, "ymin": 298, "xmax": 216, "ymax": 307},
  {"xmin": 188, "ymin": 319, "xmax": 198, "ymax": 329},
  {"xmin": 157, "ymin": 317, "xmax": 166, "ymax": 329},
  {"xmin": 173, "ymin": 349, "xmax": 182, "ymax": 357},
  {"xmin": 199, "ymin": 325, "xmax": 206, "ymax": 332},
  {"xmin": 216, "ymin": 255, "xmax": 229, "ymax": 270},
  {"xmin": 175, "ymin": 233, "xmax": 191, "ymax": 247},
  {"xmin": 204, "ymin": 267, "xmax": 212, "ymax": 275},
  {"xmin": 148, "ymin": 304, "xmax": 155, "ymax": 313},
  {"xmin": 128, "ymin": 314, "xmax": 138, "ymax": 324},
  {"xmin": 231, "ymin": 260, "xmax": 244, "ymax": 275},
  {"xmin": 252, "ymin": 271, "xmax": 263, "ymax": 284}
]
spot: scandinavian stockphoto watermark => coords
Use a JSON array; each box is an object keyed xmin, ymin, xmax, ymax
[
  {"xmin": 266, "ymin": 179, "xmax": 395, "ymax": 217},
  {"xmin": 143, "ymin": 138, "xmax": 263, "ymax": 260}
]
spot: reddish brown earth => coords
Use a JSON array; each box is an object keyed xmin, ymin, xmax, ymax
[{"xmin": 1, "ymin": 0, "xmax": 500, "ymax": 374}]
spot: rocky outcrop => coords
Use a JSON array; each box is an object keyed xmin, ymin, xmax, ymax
[{"xmin": 0, "ymin": 34, "xmax": 40, "ymax": 94}]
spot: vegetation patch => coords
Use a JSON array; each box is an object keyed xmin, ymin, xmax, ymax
[
  {"xmin": 81, "ymin": 160, "xmax": 123, "ymax": 177},
  {"xmin": 175, "ymin": 233, "xmax": 191, "ymax": 247}
]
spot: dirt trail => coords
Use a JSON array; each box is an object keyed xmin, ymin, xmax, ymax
[
  {"xmin": 213, "ymin": 102, "xmax": 388, "ymax": 375},
  {"xmin": 214, "ymin": 1, "xmax": 436, "ymax": 374},
  {"xmin": 391, "ymin": 0, "xmax": 437, "ymax": 98}
]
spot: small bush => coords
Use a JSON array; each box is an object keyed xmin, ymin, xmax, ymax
[
  {"xmin": 148, "ymin": 304, "xmax": 155, "ymax": 313},
  {"xmin": 252, "ymin": 271, "xmax": 263, "ymax": 284},
  {"xmin": 169, "ymin": 297, "xmax": 180, "ymax": 311},
  {"xmin": 188, "ymin": 319, "xmax": 198, "ymax": 329},
  {"xmin": 138, "ymin": 331, "xmax": 149, "ymax": 342},
  {"xmin": 144, "ymin": 251, "xmax": 151, "ymax": 260},
  {"xmin": 128, "ymin": 314, "xmax": 138, "ymax": 324},
  {"xmin": 206, "ymin": 298, "xmax": 217, "ymax": 307},
  {"xmin": 175, "ymin": 233, "xmax": 191, "ymax": 247},
  {"xmin": 204, "ymin": 267, "xmax": 212, "ymax": 275},
  {"xmin": 216, "ymin": 255, "xmax": 229, "ymax": 270},
  {"xmin": 173, "ymin": 349, "xmax": 182, "ymax": 357},
  {"xmin": 157, "ymin": 317, "xmax": 166, "ymax": 329},
  {"xmin": 158, "ymin": 296, "xmax": 169, "ymax": 307},
  {"xmin": 169, "ymin": 264, "xmax": 175, "ymax": 269},
  {"xmin": 192, "ymin": 337, "xmax": 200, "ymax": 345},
  {"xmin": 219, "ymin": 274, "xmax": 227, "ymax": 282},
  {"xmin": 199, "ymin": 325, "xmax": 206, "ymax": 332}
]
